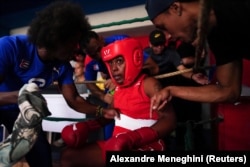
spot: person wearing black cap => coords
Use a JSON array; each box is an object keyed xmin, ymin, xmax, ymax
[
  {"xmin": 149, "ymin": 29, "xmax": 167, "ymax": 47},
  {"xmin": 145, "ymin": 0, "xmax": 250, "ymax": 107},
  {"xmin": 143, "ymin": 29, "xmax": 208, "ymax": 86}
]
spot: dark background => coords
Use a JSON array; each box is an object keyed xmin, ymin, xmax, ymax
[{"xmin": 0, "ymin": 0, "xmax": 146, "ymax": 36}]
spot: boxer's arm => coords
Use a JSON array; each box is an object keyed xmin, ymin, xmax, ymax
[
  {"xmin": 62, "ymin": 118, "xmax": 114, "ymax": 147},
  {"xmin": 144, "ymin": 77, "xmax": 176, "ymax": 138}
]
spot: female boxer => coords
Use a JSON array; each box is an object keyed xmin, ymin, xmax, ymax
[{"xmin": 60, "ymin": 38, "xmax": 176, "ymax": 167}]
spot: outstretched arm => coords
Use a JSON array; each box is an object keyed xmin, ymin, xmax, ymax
[
  {"xmin": 171, "ymin": 60, "xmax": 242, "ymax": 102},
  {"xmin": 60, "ymin": 83, "xmax": 119, "ymax": 119},
  {"xmin": 151, "ymin": 60, "xmax": 242, "ymax": 111}
]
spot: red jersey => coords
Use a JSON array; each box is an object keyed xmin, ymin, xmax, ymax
[
  {"xmin": 112, "ymin": 74, "xmax": 158, "ymax": 136},
  {"xmin": 97, "ymin": 75, "xmax": 165, "ymax": 152}
]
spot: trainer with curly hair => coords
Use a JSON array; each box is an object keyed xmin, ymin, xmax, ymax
[{"xmin": 0, "ymin": 1, "xmax": 119, "ymax": 167}]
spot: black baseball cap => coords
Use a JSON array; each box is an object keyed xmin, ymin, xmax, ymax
[
  {"xmin": 145, "ymin": 0, "xmax": 175, "ymax": 20},
  {"xmin": 149, "ymin": 30, "xmax": 166, "ymax": 46}
]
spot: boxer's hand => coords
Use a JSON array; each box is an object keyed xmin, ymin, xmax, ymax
[
  {"xmin": 104, "ymin": 127, "xmax": 158, "ymax": 151},
  {"xmin": 102, "ymin": 108, "xmax": 120, "ymax": 120},
  {"xmin": 104, "ymin": 133, "xmax": 135, "ymax": 151},
  {"xmin": 61, "ymin": 120, "xmax": 102, "ymax": 147},
  {"xmin": 102, "ymin": 127, "xmax": 158, "ymax": 162}
]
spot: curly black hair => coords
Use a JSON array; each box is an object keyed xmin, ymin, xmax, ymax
[{"xmin": 28, "ymin": 1, "xmax": 91, "ymax": 50}]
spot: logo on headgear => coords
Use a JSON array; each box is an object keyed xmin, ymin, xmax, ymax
[{"xmin": 103, "ymin": 49, "xmax": 110, "ymax": 57}]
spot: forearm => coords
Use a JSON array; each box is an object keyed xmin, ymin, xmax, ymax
[
  {"xmin": 86, "ymin": 83, "xmax": 105, "ymax": 101},
  {"xmin": 87, "ymin": 83, "xmax": 114, "ymax": 104},
  {"xmin": 168, "ymin": 83, "xmax": 240, "ymax": 103},
  {"xmin": 61, "ymin": 84, "xmax": 118, "ymax": 119},
  {"xmin": 67, "ymin": 95, "xmax": 100, "ymax": 115},
  {"xmin": 0, "ymin": 91, "xmax": 18, "ymax": 105}
]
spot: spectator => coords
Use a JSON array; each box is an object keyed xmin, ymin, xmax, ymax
[
  {"xmin": 143, "ymin": 29, "xmax": 208, "ymax": 86},
  {"xmin": 74, "ymin": 61, "xmax": 85, "ymax": 83}
]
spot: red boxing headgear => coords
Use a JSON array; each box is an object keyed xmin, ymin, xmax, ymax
[{"xmin": 101, "ymin": 38, "xmax": 143, "ymax": 87}]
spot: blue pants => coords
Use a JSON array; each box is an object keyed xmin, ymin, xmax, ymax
[{"xmin": 0, "ymin": 110, "xmax": 52, "ymax": 167}]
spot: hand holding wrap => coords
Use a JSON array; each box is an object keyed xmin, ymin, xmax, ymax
[{"xmin": 0, "ymin": 83, "xmax": 51, "ymax": 166}]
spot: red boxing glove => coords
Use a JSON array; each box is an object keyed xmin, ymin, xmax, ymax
[
  {"xmin": 61, "ymin": 120, "xmax": 102, "ymax": 147},
  {"xmin": 104, "ymin": 127, "xmax": 159, "ymax": 151}
]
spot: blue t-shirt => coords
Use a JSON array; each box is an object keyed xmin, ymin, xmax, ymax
[
  {"xmin": 0, "ymin": 35, "xmax": 74, "ymax": 111},
  {"xmin": 84, "ymin": 59, "xmax": 108, "ymax": 81}
]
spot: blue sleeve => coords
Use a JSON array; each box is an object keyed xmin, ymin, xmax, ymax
[
  {"xmin": 57, "ymin": 63, "xmax": 74, "ymax": 85},
  {"xmin": 98, "ymin": 61, "xmax": 109, "ymax": 76},
  {"xmin": 143, "ymin": 51, "xmax": 150, "ymax": 63},
  {"xmin": 104, "ymin": 34, "xmax": 129, "ymax": 45},
  {"xmin": 84, "ymin": 61, "xmax": 98, "ymax": 80},
  {"xmin": 0, "ymin": 36, "xmax": 15, "ymax": 76}
]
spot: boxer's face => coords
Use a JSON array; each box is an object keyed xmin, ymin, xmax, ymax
[{"xmin": 107, "ymin": 56, "xmax": 125, "ymax": 85}]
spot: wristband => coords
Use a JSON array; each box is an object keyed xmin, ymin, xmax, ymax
[
  {"xmin": 96, "ymin": 105, "xmax": 103, "ymax": 117},
  {"xmin": 108, "ymin": 89, "xmax": 115, "ymax": 95}
]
